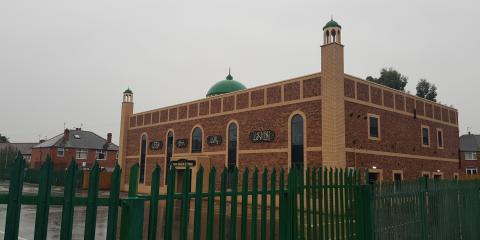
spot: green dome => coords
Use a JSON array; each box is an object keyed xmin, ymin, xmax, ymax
[
  {"xmin": 206, "ymin": 73, "xmax": 246, "ymax": 97},
  {"xmin": 323, "ymin": 19, "xmax": 341, "ymax": 30},
  {"xmin": 123, "ymin": 88, "xmax": 133, "ymax": 94}
]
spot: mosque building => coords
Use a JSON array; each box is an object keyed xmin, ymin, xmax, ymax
[{"xmin": 118, "ymin": 19, "xmax": 459, "ymax": 192}]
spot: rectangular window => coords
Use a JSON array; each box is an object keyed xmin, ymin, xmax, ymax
[
  {"xmin": 368, "ymin": 114, "xmax": 380, "ymax": 140},
  {"xmin": 76, "ymin": 149, "xmax": 87, "ymax": 159},
  {"xmin": 466, "ymin": 168, "xmax": 478, "ymax": 174},
  {"xmin": 465, "ymin": 152, "xmax": 477, "ymax": 160},
  {"xmin": 393, "ymin": 173, "xmax": 402, "ymax": 182},
  {"xmin": 96, "ymin": 150, "xmax": 106, "ymax": 160},
  {"xmin": 421, "ymin": 126, "xmax": 430, "ymax": 147},
  {"xmin": 57, "ymin": 148, "xmax": 65, "ymax": 157},
  {"xmin": 436, "ymin": 129, "xmax": 444, "ymax": 149}
]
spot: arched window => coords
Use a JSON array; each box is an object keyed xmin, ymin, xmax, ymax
[
  {"xmin": 191, "ymin": 127, "xmax": 203, "ymax": 153},
  {"xmin": 227, "ymin": 123, "xmax": 238, "ymax": 168},
  {"xmin": 165, "ymin": 131, "xmax": 174, "ymax": 183},
  {"xmin": 291, "ymin": 114, "xmax": 304, "ymax": 168},
  {"xmin": 227, "ymin": 122, "xmax": 238, "ymax": 188},
  {"xmin": 139, "ymin": 134, "xmax": 147, "ymax": 184}
]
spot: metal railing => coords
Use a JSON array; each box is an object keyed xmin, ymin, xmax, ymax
[{"xmin": 1, "ymin": 152, "xmax": 480, "ymax": 240}]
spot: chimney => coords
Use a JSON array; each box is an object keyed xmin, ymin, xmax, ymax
[
  {"xmin": 107, "ymin": 133, "xmax": 112, "ymax": 143},
  {"xmin": 64, "ymin": 129, "xmax": 70, "ymax": 141}
]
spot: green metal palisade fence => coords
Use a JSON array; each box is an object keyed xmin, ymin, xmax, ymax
[{"xmin": 0, "ymin": 152, "xmax": 479, "ymax": 239}]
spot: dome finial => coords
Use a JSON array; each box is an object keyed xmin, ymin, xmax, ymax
[{"xmin": 226, "ymin": 67, "xmax": 233, "ymax": 80}]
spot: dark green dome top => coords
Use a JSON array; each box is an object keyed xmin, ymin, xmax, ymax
[
  {"xmin": 206, "ymin": 72, "xmax": 246, "ymax": 97},
  {"xmin": 323, "ymin": 19, "xmax": 341, "ymax": 30},
  {"xmin": 123, "ymin": 88, "xmax": 133, "ymax": 94}
]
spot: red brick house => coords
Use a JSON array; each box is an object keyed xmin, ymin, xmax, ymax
[
  {"xmin": 31, "ymin": 128, "xmax": 119, "ymax": 170},
  {"xmin": 459, "ymin": 133, "xmax": 480, "ymax": 176},
  {"xmin": 118, "ymin": 19, "xmax": 460, "ymax": 192}
]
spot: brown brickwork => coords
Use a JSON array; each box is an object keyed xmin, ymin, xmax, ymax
[
  {"xmin": 223, "ymin": 96, "xmax": 235, "ymax": 112},
  {"xmin": 344, "ymin": 79, "xmax": 355, "ymax": 98},
  {"xmin": 395, "ymin": 94, "xmax": 405, "ymax": 111},
  {"xmin": 211, "ymin": 98, "xmax": 222, "ymax": 114},
  {"xmin": 266, "ymin": 86, "xmax": 282, "ymax": 104},
  {"xmin": 179, "ymin": 106, "xmax": 187, "ymax": 119},
  {"xmin": 383, "ymin": 91, "xmax": 394, "ymax": 108},
  {"xmin": 152, "ymin": 111, "xmax": 159, "ymax": 124},
  {"xmin": 405, "ymin": 97, "xmax": 415, "ymax": 114},
  {"xmin": 370, "ymin": 87, "xmax": 382, "ymax": 105},
  {"xmin": 188, "ymin": 103, "xmax": 199, "ymax": 118},
  {"xmin": 199, "ymin": 101, "xmax": 210, "ymax": 116},
  {"xmin": 416, "ymin": 100, "xmax": 425, "ymax": 116},
  {"xmin": 302, "ymin": 77, "xmax": 321, "ymax": 98},
  {"xmin": 144, "ymin": 113, "xmax": 151, "ymax": 125},
  {"xmin": 236, "ymin": 92, "xmax": 249, "ymax": 109},
  {"xmin": 356, "ymin": 82, "xmax": 369, "ymax": 102},
  {"xmin": 251, "ymin": 89, "xmax": 265, "ymax": 107},
  {"xmin": 284, "ymin": 82, "xmax": 300, "ymax": 101}
]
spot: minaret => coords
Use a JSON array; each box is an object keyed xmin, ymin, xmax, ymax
[
  {"xmin": 119, "ymin": 88, "xmax": 134, "ymax": 189},
  {"xmin": 321, "ymin": 19, "xmax": 346, "ymax": 168}
]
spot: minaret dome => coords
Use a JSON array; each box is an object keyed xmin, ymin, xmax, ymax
[{"xmin": 323, "ymin": 18, "xmax": 342, "ymax": 45}]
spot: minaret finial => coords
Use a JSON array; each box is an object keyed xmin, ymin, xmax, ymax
[{"xmin": 331, "ymin": 14, "xmax": 333, "ymax": 21}]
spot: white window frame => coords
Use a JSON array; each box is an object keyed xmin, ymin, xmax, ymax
[
  {"xmin": 421, "ymin": 125, "xmax": 430, "ymax": 147},
  {"xmin": 57, "ymin": 147, "xmax": 65, "ymax": 157},
  {"xmin": 465, "ymin": 152, "xmax": 477, "ymax": 161},
  {"xmin": 76, "ymin": 149, "xmax": 87, "ymax": 159},
  {"xmin": 367, "ymin": 114, "xmax": 381, "ymax": 141},
  {"xmin": 436, "ymin": 128, "xmax": 444, "ymax": 149},
  {"xmin": 466, "ymin": 168, "xmax": 478, "ymax": 175},
  {"xmin": 96, "ymin": 150, "xmax": 106, "ymax": 160}
]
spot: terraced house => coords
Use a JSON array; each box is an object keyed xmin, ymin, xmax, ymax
[{"xmin": 118, "ymin": 19, "xmax": 460, "ymax": 192}]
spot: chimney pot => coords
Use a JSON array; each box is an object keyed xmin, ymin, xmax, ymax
[
  {"xmin": 64, "ymin": 129, "xmax": 70, "ymax": 141},
  {"xmin": 107, "ymin": 133, "xmax": 112, "ymax": 143}
]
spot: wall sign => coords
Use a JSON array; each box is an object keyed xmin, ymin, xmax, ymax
[
  {"xmin": 176, "ymin": 139, "xmax": 188, "ymax": 148},
  {"xmin": 250, "ymin": 130, "xmax": 276, "ymax": 143},
  {"xmin": 170, "ymin": 159, "xmax": 196, "ymax": 168},
  {"xmin": 149, "ymin": 141, "xmax": 163, "ymax": 150},
  {"xmin": 207, "ymin": 135, "xmax": 223, "ymax": 145}
]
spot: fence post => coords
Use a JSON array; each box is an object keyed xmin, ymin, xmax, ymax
[
  {"xmin": 33, "ymin": 155, "xmax": 53, "ymax": 240},
  {"xmin": 358, "ymin": 184, "xmax": 374, "ymax": 240},
  {"xmin": 119, "ymin": 163, "xmax": 144, "ymax": 240},
  {"xmin": 4, "ymin": 152, "xmax": 26, "ymax": 240}
]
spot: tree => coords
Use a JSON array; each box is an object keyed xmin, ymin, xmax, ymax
[
  {"xmin": 416, "ymin": 79, "xmax": 437, "ymax": 102},
  {"xmin": 367, "ymin": 68, "xmax": 408, "ymax": 91},
  {"xmin": 0, "ymin": 145, "xmax": 17, "ymax": 170},
  {"xmin": 0, "ymin": 134, "xmax": 8, "ymax": 143}
]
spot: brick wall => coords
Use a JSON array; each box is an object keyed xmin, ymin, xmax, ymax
[
  {"xmin": 344, "ymin": 76, "xmax": 460, "ymax": 180},
  {"xmin": 459, "ymin": 151, "xmax": 480, "ymax": 176}
]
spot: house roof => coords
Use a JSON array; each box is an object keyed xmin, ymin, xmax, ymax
[
  {"xmin": 459, "ymin": 134, "xmax": 480, "ymax": 152},
  {"xmin": 33, "ymin": 129, "xmax": 119, "ymax": 151},
  {"xmin": 0, "ymin": 143, "xmax": 37, "ymax": 155}
]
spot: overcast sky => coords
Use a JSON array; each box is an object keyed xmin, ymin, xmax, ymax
[{"xmin": 1, "ymin": 0, "xmax": 479, "ymax": 143}]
